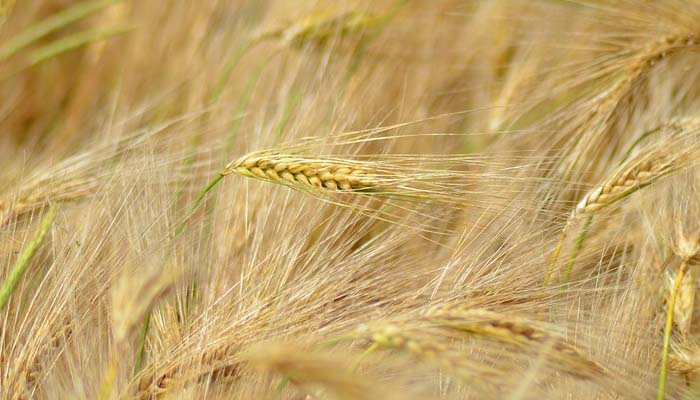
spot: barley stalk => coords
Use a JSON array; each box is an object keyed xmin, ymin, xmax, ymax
[
  {"xmin": 545, "ymin": 149, "xmax": 674, "ymax": 284},
  {"xmin": 660, "ymin": 232, "xmax": 700, "ymax": 399},
  {"xmin": 546, "ymin": 118, "xmax": 700, "ymax": 284},
  {"xmin": 424, "ymin": 305, "xmax": 605, "ymax": 380},
  {"xmin": 355, "ymin": 321, "xmax": 503, "ymax": 386},
  {"xmin": 574, "ymin": 156, "xmax": 675, "ymax": 216},
  {"xmin": 353, "ymin": 308, "xmax": 602, "ymax": 394},
  {"xmin": 221, "ymin": 152, "xmax": 380, "ymax": 192}
]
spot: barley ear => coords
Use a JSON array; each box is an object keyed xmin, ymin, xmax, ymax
[
  {"xmin": 659, "ymin": 261, "xmax": 688, "ymax": 400},
  {"xmin": 222, "ymin": 152, "xmax": 379, "ymax": 192}
]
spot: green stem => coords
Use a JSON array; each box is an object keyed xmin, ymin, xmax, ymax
[
  {"xmin": 659, "ymin": 261, "xmax": 687, "ymax": 400},
  {"xmin": 97, "ymin": 355, "xmax": 118, "ymax": 400},
  {"xmin": 174, "ymin": 174, "xmax": 225, "ymax": 236},
  {"xmin": 0, "ymin": 206, "xmax": 56, "ymax": 310},
  {"xmin": 2, "ymin": 25, "xmax": 132, "ymax": 82},
  {"xmin": 271, "ymin": 377, "xmax": 289, "ymax": 400},
  {"xmin": 209, "ymin": 40, "xmax": 253, "ymax": 105},
  {"xmin": 133, "ymin": 312, "xmax": 151, "ymax": 375},
  {"xmin": 351, "ymin": 342, "xmax": 380, "ymax": 372},
  {"xmin": 563, "ymin": 215, "xmax": 593, "ymax": 282},
  {"xmin": 621, "ymin": 126, "xmax": 663, "ymax": 163},
  {"xmin": 28, "ymin": 25, "xmax": 131, "ymax": 66},
  {"xmin": 543, "ymin": 221, "xmax": 570, "ymax": 286}
]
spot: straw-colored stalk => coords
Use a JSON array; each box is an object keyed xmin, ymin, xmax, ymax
[{"xmin": 659, "ymin": 260, "xmax": 689, "ymax": 400}]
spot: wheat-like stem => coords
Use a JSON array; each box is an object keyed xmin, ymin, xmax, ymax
[
  {"xmin": 563, "ymin": 215, "xmax": 593, "ymax": 282},
  {"xmin": 543, "ymin": 220, "xmax": 570, "ymax": 285}
]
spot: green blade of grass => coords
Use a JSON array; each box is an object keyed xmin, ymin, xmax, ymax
[
  {"xmin": 225, "ymin": 54, "xmax": 273, "ymax": 155},
  {"xmin": 174, "ymin": 174, "xmax": 225, "ymax": 237},
  {"xmin": 209, "ymin": 40, "xmax": 253, "ymax": 105},
  {"xmin": 0, "ymin": 205, "xmax": 56, "ymax": 310},
  {"xmin": 26, "ymin": 24, "xmax": 132, "ymax": 67},
  {"xmin": 543, "ymin": 220, "xmax": 570, "ymax": 286},
  {"xmin": 133, "ymin": 311, "xmax": 151, "ymax": 375},
  {"xmin": 563, "ymin": 215, "xmax": 593, "ymax": 282},
  {"xmin": 351, "ymin": 342, "xmax": 380, "ymax": 372},
  {"xmin": 0, "ymin": 0, "xmax": 120, "ymax": 62}
]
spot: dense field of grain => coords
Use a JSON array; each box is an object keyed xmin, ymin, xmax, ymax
[{"xmin": 1, "ymin": 1, "xmax": 700, "ymax": 399}]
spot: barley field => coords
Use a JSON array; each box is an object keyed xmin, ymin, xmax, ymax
[{"xmin": 1, "ymin": 1, "xmax": 700, "ymax": 399}]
